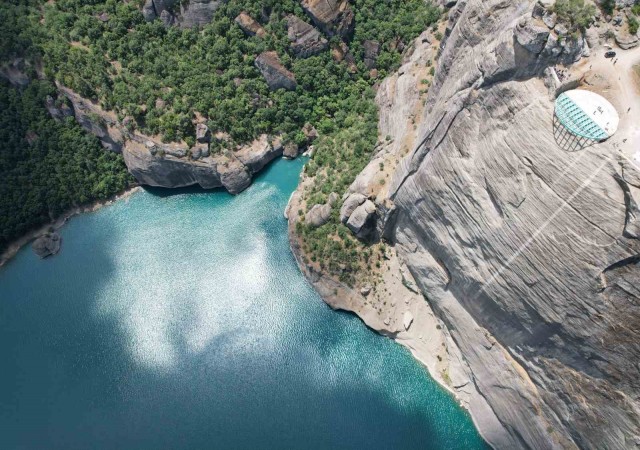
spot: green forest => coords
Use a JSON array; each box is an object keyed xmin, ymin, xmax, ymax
[
  {"xmin": 0, "ymin": 0, "xmax": 440, "ymax": 262},
  {"xmin": 0, "ymin": 80, "xmax": 131, "ymax": 251}
]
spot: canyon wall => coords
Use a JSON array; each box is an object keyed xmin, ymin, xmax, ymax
[{"xmin": 291, "ymin": 0, "xmax": 640, "ymax": 448}]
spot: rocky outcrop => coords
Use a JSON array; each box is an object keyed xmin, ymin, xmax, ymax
[
  {"xmin": 123, "ymin": 134, "xmax": 282, "ymax": 194},
  {"xmin": 287, "ymin": 15, "xmax": 328, "ymax": 58},
  {"xmin": 235, "ymin": 135, "xmax": 283, "ymax": 173},
  {"xmin": 378, "ymin": 1, "xmax": 640, "ymax": 448},
  {"xmin": 363, "ymin": 40, "xmax": 381, "ymax": 69},
  {"xmin": 283, "ymin": 142, "xmax": 299, "ymax": 159},
  {"xmin": 235, "ymin": 12, "xmax": 266, "ymax": 37},
  {"xmin": 141, "ymin": 0, "xmax": 225, "ymax": 28},
  {"xmin": 45, "ymin": 95, "xmax": 74, "ymax": 121},
  {"xmin": 300, "ymin": 0, "xmax": 354, "ymax": 39},
  {"xmin": 345, "ymin": 199, "xmax": 376, "ymax": 239},
  {"xmin": 58, "ymin": 85, "xmax": 284, "ymax": 194},
  {"xmin": 255, "ymin": 51, "xmax": 297, "ymax": 90},
  {"xmin": 58, "ymin": 85, "xmax": 124, "ymax": 152},
  {"xmin": 291, "ymin": 0, "xmax": 640, "ymax": 448},
  {"xmin": 32, "ymin": 232, "xmax": 61, "ymax": 258},
  {"xmin": 179, "ymin": 0, "xmax": 224, "ymax": 28},
  {"xmin": 305, "ymin": 193, "xmax": 339, "ymax": 228}
]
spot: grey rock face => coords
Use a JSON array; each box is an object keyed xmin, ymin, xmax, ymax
[
  {"xmin": 287, "ymin": 15, "xmax": 328, "ymax": 58},
  {"xmin": 300, "ymin": 0, "xmax": 354, "ymax": 38},
  {"xmin": 363, "ymin": 40, "xmax": 381, "ymax": 69},
  {"xmin": 32, "ymin": 232, "xmax": 61, "ymax": 258},
  {"xmin": 196, "ymin": 123, "xmax": 211, "ymax": 143},
  {"xmin": 340, "ymin": 193, "xmax": 367, "ymax": 223},
  {"xmin": 255, "ymin": 52, "xmax": 297, "ymax": 91},
  {"xmin": 235, "ymin": 135, "xmax": 283, "ymax": 173},
  {"xmin": 515, "ymin": 19, "xmax": 549, "ymax": 54},
  {"xmin": 178, "ymin": 0, "xmax": 224, "ymax": 28},
  {"xmin": 305, "ymin": 203, "xmax": 332, "ymax": 228},
  {"xmin": 142, "ymin": 0, "xmax": 224, "ymax": 28},
  {"xmin": 380, "ymin": 0, "xmax": 640, "ymax": 448},
  {"xmin": 58, "ymin": 85, "xmax": 124, "ymax": 152},
  {"xmin": 346, "ymin": 200, "xmax": 376, "ymax": 239}
]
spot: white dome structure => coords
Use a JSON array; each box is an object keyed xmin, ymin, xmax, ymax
[{"xmin": 554, "ymin": 90, "xmax": 619, "ymax": 142}]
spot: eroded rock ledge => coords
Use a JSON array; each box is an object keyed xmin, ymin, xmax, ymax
[{"xmin": 56, "ymin": 85, "xmax": 287, "ymax": 194}]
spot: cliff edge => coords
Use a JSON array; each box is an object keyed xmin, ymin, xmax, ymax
[{"xmin": 290, "ymin": 0, "xmax": 640, "ymax": 448}]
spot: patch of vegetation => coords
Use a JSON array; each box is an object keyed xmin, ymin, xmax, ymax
[
  {"xmin": 0, "ymin": 0, "xmax": 440, "ymax": 266},
  {"xmin": 0, "ymin": 79, "xmax": 132, "ymax": 251},
  {"xmin": 629, "ymin": 15, "xmax": 639, "ymax": 36},
  {"xmin": 600, "ymin": 0, "xmax": 616, "ymax": 16},
  {"xmin": 553, "ymin": 0, "xmax": 596, "ymax": 33},
  {"xmin": 6, "ymin": 0, "xmax": 439, "ymax": 146}
]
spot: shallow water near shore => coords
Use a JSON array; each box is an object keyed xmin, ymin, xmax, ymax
[{"xmin": 0, "ymin": 158, "xmax": 486, "ymax": 450}]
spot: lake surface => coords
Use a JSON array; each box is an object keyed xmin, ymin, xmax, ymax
[{"xmin": 0, "ymin": 159, "xmax": 486, "ymax": 450}]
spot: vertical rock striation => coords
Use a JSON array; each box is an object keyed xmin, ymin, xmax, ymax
[{"xmin": 382, "ymin": 1, "xmax": 640, "ymax": 448}]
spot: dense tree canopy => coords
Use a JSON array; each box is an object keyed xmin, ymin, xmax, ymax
[
  {"xmin": 0, "ymin": 0, "xmax": 440, "ymax": 257},
  {"xmin": 0, "ymin": 80, "xmax": 131, "ymax": 251}
]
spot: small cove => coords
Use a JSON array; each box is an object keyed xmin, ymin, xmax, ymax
[{"xmin": 0, "ymin": 159, "xmax": 486, "ymax": 449}]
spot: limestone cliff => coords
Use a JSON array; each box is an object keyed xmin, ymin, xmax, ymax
[
  {"xmin": 59, "ymin": 85, "xmax": 284, "ymax": 194},
  {"xmin": 290, "ymin": 0, "xmax": 640, "ymax": 448}
]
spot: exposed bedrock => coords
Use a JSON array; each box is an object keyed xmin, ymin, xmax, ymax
[
  {"xmin": 141, "ymin": 0, "xmax": 226, "ymax": 28},
  {"xmin": 255, "ymin": 51, "xmax": 297, "ymax": 91},
  {"xmin": 288, "ymin": 0, "xmax": 640, "ymax": 448},
  {"xmin": 381, "ymin": 0, "xmax": 640, "ymax": 448},
  {"xmin": 123, "ymin": 134, "xmax": 283, "ymax": 194},
  {"xmin": 300, "ymin": 0, "xmax": 354, "ymax": 39},
  {"xmin": 58, "ymin": 84, "xmax": 283, "ymax": 194}
]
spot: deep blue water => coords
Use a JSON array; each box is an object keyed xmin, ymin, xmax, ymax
[{"xmin": 0, "ymin": 159, "xmax": 486, "ymax": 450}]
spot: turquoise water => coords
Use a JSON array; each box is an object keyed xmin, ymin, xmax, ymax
[{"xmin": 0, "ymin": 159, "xmax": 486, "ymax": 450}]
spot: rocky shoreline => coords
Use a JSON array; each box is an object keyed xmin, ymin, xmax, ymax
[
  {"xmin": 0, "ymin": 187, "xmax": 141, "ymax": 268},
  {"xmin": 289, "ymin": 1, "xmax": 640, "ymax": 448}
]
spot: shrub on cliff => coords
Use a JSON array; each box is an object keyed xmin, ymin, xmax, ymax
[{"xmin": 553, "ymin": 0, "xmax": 596, "ymax": 33}]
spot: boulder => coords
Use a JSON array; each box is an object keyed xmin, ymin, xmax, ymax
[
  {"xmin": 305, "ymin": 203, "xmax": 332, "ymax": 228},
  {"xmin": 160, "ymin": 9, "xmax": 175, "ymax": 27},
  {"xmin": 302, "ymin": 122, "xmax": 318, "ymax": 142},
  {"xmin": 301, "ymin": 0, "xmax": 354, "ymax": 39},
  {"xmin": 542, "ymin": 12, "xmax": 557, "ymax": 29},
  {"xmin": 141, "ymin": 0, "xmax": 176, "ymax": 22},
  {"xmin": 283, "ymin": 142, "xmax": 299, "ymax": 159},
  {"xmin": 255, "ymin": 51, "xmax": 297, "ymax": 91},
  {"xmin": 218, "ymin": 158, "xmax": 252, "ymax": 194},
  {"xmin": 615, "ymin": 30, "xmax": 639, "ymax": 49},
  {"xmin": 340, "ymin": 193, "xmax": 367, "ymax": 223},
  {"xmin": 287, "ymin": 15, "xmax": 328, "ymax": 58},
  {"xmin": 235, "ymin": 12, "xmax": 266, "ymax": 37},
  {"xmin": 346, "ymin": 199, "xmax": 376, "ymax": 238},
  {"xmin": 363, "ymin": 40, "xmax": 381, "ymax": 69},
  {"xmin": 196, "ymin": 123, "xmax": 211, "ymax": 143},
  {"xmin": 179, "ymin": 0, "xmax": 225, "ymax": 28},
  {"xmin": 331, "ymin": 42, "xmax": 357, "ymax": 71},
  {"xmin": 32, "ymin": 232, "xmax": 61, "ymax": 259},
  {"xmin": 190, "ymin": 143, "xmax": 209, "ymax": 160}
]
